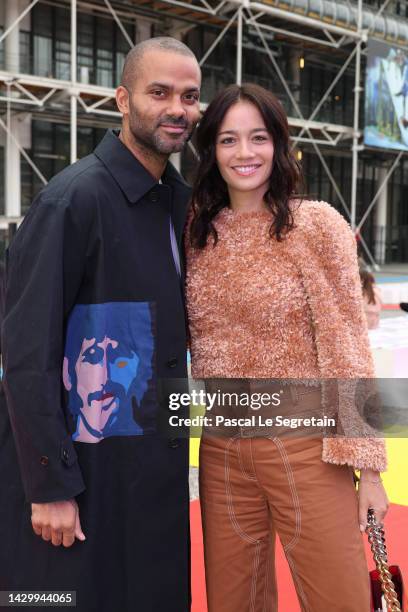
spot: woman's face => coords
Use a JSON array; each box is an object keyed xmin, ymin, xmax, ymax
[{"xmin": 215, "ymin": 100, "xmax": 274, "ymax": 201}]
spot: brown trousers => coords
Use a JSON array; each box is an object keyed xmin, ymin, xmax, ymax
[{"xmin": 199, "ymin": 396, "xmax": 371, "ymax": 611}]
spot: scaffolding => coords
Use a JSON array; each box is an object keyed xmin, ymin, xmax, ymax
[{"xmin": 0, "ymin": 0, "xmax": 406, "ymax": 267}]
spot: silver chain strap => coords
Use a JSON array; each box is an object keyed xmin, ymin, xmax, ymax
[{"xmin": 367, "ymin": 508, "xmax": 401, "ymax": 612}]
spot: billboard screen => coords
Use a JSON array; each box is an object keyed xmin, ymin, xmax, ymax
[{"xmin": 364, "ymin": 40, "xmax": 408, "ymax": 151}]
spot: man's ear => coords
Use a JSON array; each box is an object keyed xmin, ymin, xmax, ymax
[
  {"xmin": 116, "ymin": 85, "xmax": 129, "ymax": 115},
  {"xmin": 63, "ymin": 357, "xmax": 72, "ymax": 391}
]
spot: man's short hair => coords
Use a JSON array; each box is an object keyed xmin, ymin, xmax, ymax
[{"xmin": 121, "ymin": 36, "xmax": 198, "ymax": 89}]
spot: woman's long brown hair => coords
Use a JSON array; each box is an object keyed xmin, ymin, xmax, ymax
[{"xmin": 360, "ymin": 270, "xmax": 376, "ymax": 305}]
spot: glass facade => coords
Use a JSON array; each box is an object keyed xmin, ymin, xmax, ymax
[
  {"xmin": 30, "ymin": 3, "xmax": 134, "ymax": 85},
  {"xmin": 386, "ymin": 158, "xmax": 408, "ymax": 261},
  {"xmin": 21, "ymin": 121, "xmax": 106, "ymax": 215},
  {"xmin": 0, "ymin": 1, "xmax": 407, "ymax": 263},
  {"xmin": 0, "ymin": 27, "xmax": 30, "ymax": 73},
  {"xmin": 364, "ymin": 0, "xmax": 408, "ymax": 17},
  {"xmin": 186, "ymin": 27, "xmax": 356, "ymax": 126}
]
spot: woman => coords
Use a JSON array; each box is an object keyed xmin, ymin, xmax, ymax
[{"xmin": 185, "ymin": 84, "xmax": 388, "ymax": 611}]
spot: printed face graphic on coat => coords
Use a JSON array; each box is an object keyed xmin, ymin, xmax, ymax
[
  {"xmin": 74, "ymin": 336, "xmax": 140, "ymax": 435},
  {"xmin": 63, "ymin": 303, "xmax": 156, "ymax": 443}
]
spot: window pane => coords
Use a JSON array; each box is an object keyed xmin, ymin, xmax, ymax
[
  {"xmin": 56, "ymin": 40, "xmax": 71, "ymax": 80},
  {"xmin": 20, "ymin": 31, "xmax": 30, "ymax": 74},
  {"xmin": 32, "ymin": 4, "xmax": 52, "ymax": 37},
  {"xmin": 96, "ymin": 17, "xmax": 113, "ymax": 87},
  {"xmin": 78, "ymin": 13, "xmax": 94, "ymax": 83},
  {"xmin": 33, "ymin": 36, "xmax": 52, "ymax": 77},
  {"xmin": 55, "ymin": 7, "xmax": 70, "ymax": 80}
]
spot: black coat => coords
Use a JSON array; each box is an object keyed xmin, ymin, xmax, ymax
[{"xmin": 0, "ymin": 130, "xmax": 192, "ymax": 611}]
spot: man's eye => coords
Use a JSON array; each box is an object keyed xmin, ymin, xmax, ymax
[
  {"xmin": 184, "ymin": 93, "xmax": 199, "ymax": 102},
  {"xmin": 151, "ymin": 90, "xmax": 165, "ymax": 97}
]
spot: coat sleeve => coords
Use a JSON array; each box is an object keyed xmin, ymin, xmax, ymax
[
  {"xmin": 2, "ymin": 193, "xmax": 89, "ymax": 503},
  {"xmin": 295, "ymin": 201, "xmax": 387, "ymax": 472}
]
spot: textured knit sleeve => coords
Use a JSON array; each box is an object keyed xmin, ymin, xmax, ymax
[{"xmin": 294, "ymin": 201, "xmax": 387, "ymax": 472}]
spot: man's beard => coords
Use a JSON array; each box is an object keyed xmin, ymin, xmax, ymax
[{"xmin": 128, "ymin": 105, "xmax": 194, "ymax": 155}]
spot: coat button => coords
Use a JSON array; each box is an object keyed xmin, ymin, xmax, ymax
[
  {"xmin": 149, "ymin": 191, "xmax": 159, "ymax": 202},
  {"xmin": 169, "ymin": 438, "xmax": 180, "ymax": 449},
  {"xmin": 166, "ymin": 358, "xmax": 178, "ymax": 368},
  {"xmin": 62, "ymin": 449, "xmax": 69, "ymax": 463},
  {"xmin": 40, "ymin": 455, "xmax": 49, "ymax": 466}
]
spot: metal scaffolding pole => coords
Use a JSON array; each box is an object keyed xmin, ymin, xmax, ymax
[
  {"xmin": 104, "ymin": 0, "xmax": 134, "ymax": 49},
  {"xmin": 292, "ymin": 46, "xmax": 358, "ymax": 147},
  {"xmin": 0, "ymin": 118, "xmax": 48, "ymax": 185},
  {"xmin": 236, "ymin": 7, "xmax": 243, "ymax": 86},
  {"xmin": 229, "ymin": 0, "xmax": 361, "ymax": 40},
  {"xmin": 248, "ymin": 12, "xmax": 352, "ymax": 217},
  {"xmin": 199, "ymin": 9, "xmax": 239, "ymax": 67},
  {"xmin": 356, "ymin": 151, "xmax": 404, "ymax": 233},
  {"xmin": 350, "ymin": 0, "xmax": 364, "ymax": 231},
  {"xmin": 71, "ymin": 0, "xmax": 78, "ymax": 164},
  {"xmin": 5, "ymin": 0, "xmax": 21, "ymax": 219},
  {"xmin": 0, "ymin": 0, "xmax": 402, "ymax": 257},
  {"xmin": 0, "ymin": 0, "xmax": 41, "ymax": 45}
]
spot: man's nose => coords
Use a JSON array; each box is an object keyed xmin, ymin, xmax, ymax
[{"xmin": 166, "ymin": 96, "xmax": 187, "ymax": 119}]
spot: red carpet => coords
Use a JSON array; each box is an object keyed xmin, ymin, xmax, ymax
[{"xmin": 190, "ymin": 500, "xmax": 408, "ymax": 611}]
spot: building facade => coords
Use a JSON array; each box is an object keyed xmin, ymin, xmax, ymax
[{"xmin": 0, "ymin": 0, "xmax": 407, "ymax": 265}]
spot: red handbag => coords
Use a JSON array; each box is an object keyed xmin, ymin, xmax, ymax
[{"xmin": 367, "ymin": 509, "xmax": 406, "ymax": 611}]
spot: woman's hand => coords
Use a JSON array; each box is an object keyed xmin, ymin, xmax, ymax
[{"xmin": 357, "ymin": 469, "xmax": 389, "ymax": 532}]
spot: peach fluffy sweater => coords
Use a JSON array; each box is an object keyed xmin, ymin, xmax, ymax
[{"xmin": 185, "ymin": 199, "xmax": 387, "ymax": 472}]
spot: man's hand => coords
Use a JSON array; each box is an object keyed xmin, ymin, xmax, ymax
[{"xmin": 31, "ymin": 499, "xmax": 86, "ymax": 547}]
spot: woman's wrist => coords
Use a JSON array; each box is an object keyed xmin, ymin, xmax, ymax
[{"xmin": 359, "ymin": 469, "xmax": 383, "ymax": 484}]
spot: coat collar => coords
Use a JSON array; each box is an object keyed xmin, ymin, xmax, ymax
[
  {"xmin": 94, "ymin": 129, "xmax": 156, "ymax": 203},
  {"xmin": 94, "ymin": 129, "xmax": 191, "ymax": 206}
]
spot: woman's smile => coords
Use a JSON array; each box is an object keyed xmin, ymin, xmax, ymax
[{"xmin": 231, "ymin": 163, "xmax": 262, "ymax": 176}]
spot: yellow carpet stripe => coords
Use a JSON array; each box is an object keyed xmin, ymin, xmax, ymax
[{"xmin": 190, "ymin": 437, "xmax": 408, "ymax": 507}]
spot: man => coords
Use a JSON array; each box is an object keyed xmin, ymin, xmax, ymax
[{"xmin": 1, "ymin": 37, "xmax": 201, "ymax": 611}]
